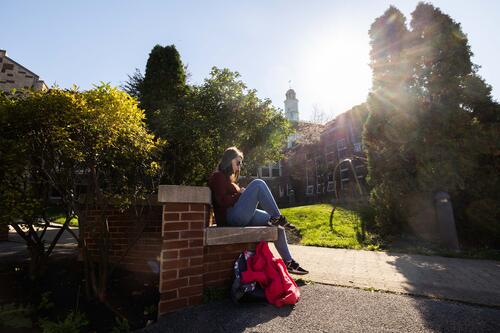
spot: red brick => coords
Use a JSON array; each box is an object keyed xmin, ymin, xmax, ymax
[
  {"xmin": 164, "ymin": 231, "xmax": 180, "ymax": 240},
  {"xmin": 219, "ymin": 252, "xmax": 240, "ymax": 261},
  {"xmin": 162, "ymin": 250, "xmax": 179, "ymax": 260},
  {"xmin": 160, "ymin": 277, "xmax": 188, "ymax": 291},
  {"xmin": 206, "ymin": 261, "xmax": 233, "ymax": 272},
  {"xmin": 188, "ymin": 275, "xmax": 203, "ymax": 286},
  {"xmin": 161, "ymin": 270, "xmax": 178, "ymax": 281},
  {"xmin": 189, "ymin": 222, "xmax": 205, "ymax": 230},
  {"xmin": 160, "ymin": 289, "xmax": 178, "ymax": 301},
  {"xmin": 189, "ymin": 239, "xmax": 203, "ymax": 247},
  {"xmin": 178, "ymin": 285, "xmax": 203, "ymax": 298},
  {"xmin": 163, "ymin": 259, "xmax": 189, "ymax": 270},
  {"xmin": 190, "ymin": 257, "xmax": 204, "ymax": 266},
  {"xmin": 188, "ymin": 295, "xmax": 204, "ymax": 306},
  {"xmin": 205, "ymin": 279, "xmax": 229, "ymax": 288},
  {"xmin": 164, "ymin": 203, "xmax": 190, "ymax": 212},
  {"xmin": 180, "ymin": 212, "xmax": 204, "ymax": 221},
  {"xmin": 179, "ymin": 247, "xmax": 204, "ymax": 258},
  {"xmin": 179, "ymin": 230, "xmax": 204, "ymax": 239},
  {"xmin": 162, "ymin": 240, "xmax": 189, "ymax": 250},
  {"xmin": 203, "ymin": 271, "xmax": 221, "ymax": 283},
  {"xmin": 204, "ymin": 254, "xmax": 220, "ymax": 262},
  {"xmin": 163, "ymin": 222, "xmax": 189, "ymax": 232},
  {"xmin": 164, "ymin": 213, "xmax": 180, "ymax": 221},
  {"xmin": 189, "ymin": 203, "xmax": 206, "ymax": 212},
  {"xmin": 158, "ymin": 298, "xmax": 188, "ymax": 315},
  {"xmin": 179, "ymin": 266, "xmax": 204, "ymax": 278}
]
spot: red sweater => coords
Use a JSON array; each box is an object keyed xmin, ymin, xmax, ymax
[
  {"xmin": 208, "ymin": 171, "xmax": 241, "ymax": 226},
  {"xmin": 240, "ymin": 241, "xmax": 301, "ymax": 307}
]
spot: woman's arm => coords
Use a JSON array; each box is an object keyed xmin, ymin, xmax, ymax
[{"xmin": 209, "ymin": 173, "xmax": 241, "ymax": 208}]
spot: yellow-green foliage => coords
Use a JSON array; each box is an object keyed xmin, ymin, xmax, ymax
[{"xmin": 281, "ymin": 204, "xmax": 379, "ymax": 250}]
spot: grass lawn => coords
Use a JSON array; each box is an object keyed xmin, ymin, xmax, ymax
[
  {"xmin": 46, "ymin": 206, "xmax": 79, "ymax": 226},
  {"xmin": 281, "ymin": 204, "xmax": 379, "ymax": 250}
]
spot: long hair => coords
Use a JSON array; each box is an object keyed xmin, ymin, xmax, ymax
[{"xmin": 217, "ymin": 147, "xmax": 244, "ymax": 182}]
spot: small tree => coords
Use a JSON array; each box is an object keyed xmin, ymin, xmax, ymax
[{"xmin": 0, "ymin": 85, "xmax": 163, "ymax": 298}]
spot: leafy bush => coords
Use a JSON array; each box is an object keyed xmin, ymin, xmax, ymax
[{"xmin": 39, "ymin": 311, "xmax": 88, "ymax": 333}]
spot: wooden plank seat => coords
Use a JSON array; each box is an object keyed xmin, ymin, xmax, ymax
[{"xmin": 204, "ymin": 226, "xmax": 278, "ymax": 246}]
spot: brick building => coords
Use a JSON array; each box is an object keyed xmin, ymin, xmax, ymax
[
  {"xmin": 0, "ymin": 49, "xmax": 48, "ymax": 92},
  {"xmin": 243, "ymin": 89, "xmax": 369, "ymax": 206}
]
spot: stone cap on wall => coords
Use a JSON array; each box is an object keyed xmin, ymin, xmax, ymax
[{"xmin": 158, "ymin": 185, "xmax": 211, "ymax": 204}]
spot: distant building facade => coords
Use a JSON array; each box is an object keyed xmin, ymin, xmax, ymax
[
  {"xmin": 242, "ymin": 88, "xmax": 369, "ymax": 206},
  {"xmin": 0, "ymin": 50, "xmax": 48, "ymax": 92}
]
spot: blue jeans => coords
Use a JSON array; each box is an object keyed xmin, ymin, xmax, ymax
[{"xmin": 226, "ymin": 179, "xmax": 292, "ymax": 262}]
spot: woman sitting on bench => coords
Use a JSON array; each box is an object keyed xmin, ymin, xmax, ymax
[{"xmin": 209, "ymin": 146, "xmax": 308, "ymax": 275}]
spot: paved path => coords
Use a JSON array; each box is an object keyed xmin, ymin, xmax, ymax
[
  {"xmin": 0, "ymin": 226, "xmax": 79, "ymax": 262},
  {"xmin": 273, "ymin": 244, "xmax": 500, "ymax": 307},
  {"xmin": 142, "ymin": 283, "xmax": 500, "ymax": 333}
]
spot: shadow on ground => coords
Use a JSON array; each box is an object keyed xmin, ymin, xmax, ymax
[{"xmin": 388, "ymin": 249, "xmax": 500, "ymax": 332}]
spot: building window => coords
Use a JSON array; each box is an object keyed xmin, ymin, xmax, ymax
[
  {"xmin": 260, "ymin": 167, "xmax": 270, "ymax": 178},
  {"xmin": 271, "ymin": 162, "xmax": 281, "ymax": 177},
  {"xmin": 306, "ymin": 153, "xmax": 312, "ymax": 161},
  {"xmin": 1, "ymin": 63, "xmax": 14, "ymax": 72},
  {"xmin": 327, "ymin": 181, "xmax": 335, "ymax": 192},
  {"xmin": 354, "ymin": 142, "xmax": 362, "ymax": 152},
  {"xmin": 316, "ymin": 183, "xmax": 323, "ymax": 193},
  {"xmin": 306, "ymin": 185, "xmax": 314, "ymax": 196}
]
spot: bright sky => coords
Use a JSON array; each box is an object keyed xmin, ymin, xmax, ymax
[{"xmin": 4, "ymin": 1, "xmax": 500, "ymax": 121}]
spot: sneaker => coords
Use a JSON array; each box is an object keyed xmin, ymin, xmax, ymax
[
  {"xmin": 269, "ymin": 215, "xmax": 297, "ymax": 231},
  {"xmin": 285, "ymin": 259, "xmax": 309, "ymax": 275}
]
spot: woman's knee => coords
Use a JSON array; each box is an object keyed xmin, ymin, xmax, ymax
[{"xmin": 249, "ymin": 178, "xmax": 268, "ymax": 191}]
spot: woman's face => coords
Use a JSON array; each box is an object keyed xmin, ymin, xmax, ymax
[{"xmin": 231, "ymin": 156, "xmax": 243, "ymax": 174}]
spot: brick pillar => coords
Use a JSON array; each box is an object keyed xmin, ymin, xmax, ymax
[{"xmin": 158, "ymin": 185, "xmax": 211, "ymax": 317}]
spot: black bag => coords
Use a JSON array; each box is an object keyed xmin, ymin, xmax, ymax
[{"xmin": 230, "ymin": 250, "xmax": 266, "ymax": 303}]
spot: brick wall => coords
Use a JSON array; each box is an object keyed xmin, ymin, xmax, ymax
[
  {"xmin": 158, "ymin": 200, "xmax": 259, "ymax": 315},
  {"xmin": 83, "ymin": 205, "xmax": 163, "ymax": 273},
  {"xmin": 203, "ymin": 242, "xmax": 256, "ymax": 288},
  {"xmin": 159, "ymin": 202, "xmax": 208, "ymax": 314},
  {"xmin": 83, "ymin": 185, "xmax": 275, "ymax": 318}
]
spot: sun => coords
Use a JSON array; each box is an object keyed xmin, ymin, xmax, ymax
[{"xmin": 299, "ymin": 28, "xmax": 372, "ymax": 117}]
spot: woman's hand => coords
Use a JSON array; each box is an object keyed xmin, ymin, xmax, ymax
[{"xmin": 240, "ymin": 187, "xmax": 245, "ymax": 193}]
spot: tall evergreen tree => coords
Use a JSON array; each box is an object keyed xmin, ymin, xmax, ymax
[
  {"xmin": 364, "ymin": 6, "xmax": 417, "ymax": 234},
  {"xmin": 409, "ymin": 3, "xmax": 499, "ymax": 244},
  {"xmin": 140, "ymin": 44, "xmax": 188, "ymax": 134},
  {"xmin": 364, "ymin": 3, "xmax": 500, "ymax": 244}
]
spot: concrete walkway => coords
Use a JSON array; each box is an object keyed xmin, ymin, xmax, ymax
[
  {"xmin": 273, "ymin": 244, "xmax": 500, "ymax": 307},
  {"xmin": 0, "ymin": 226, "xmax": 79, "ymax": 262},
  {"xmin": 2, "ymin": 227, "xmax": 499, "ymax": 307}
]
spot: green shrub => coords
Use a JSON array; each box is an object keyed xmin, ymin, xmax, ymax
[{"xmin": 39, "ymin": 311, "xmax": 88, "ymax": 333}]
